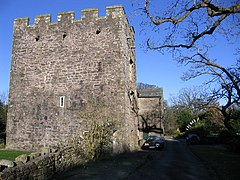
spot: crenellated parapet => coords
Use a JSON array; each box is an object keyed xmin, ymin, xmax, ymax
[
  {"xmin": 106, "ymin": 5, "xmax": 125, "ymax": 18},
  {"xmin": 13, "ymin": 5, "xmax": 125, "ymax": 28},
  {"xmin": 81, "ymin": 8, "xmax": 98, "ymax": 19},
  {"xmin": 13, "ymin": 17, "xmax": 29, "ymax": 27},
  {"xmin": 57, "ymin": 11, "xmax": 75, "ymax": 23},
  {"xmin": 35, "ymin": 14, "xmax": 51, "ymax": 25}
]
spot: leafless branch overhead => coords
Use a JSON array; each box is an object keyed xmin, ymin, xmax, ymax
[{"xmin": 144, "ymin": 0, "xmax": 240, "ymax": 49}]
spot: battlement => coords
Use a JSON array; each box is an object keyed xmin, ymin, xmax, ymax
[{"xmin": 14, "ymin": 5, "xmax": 125, "ymax": 27}]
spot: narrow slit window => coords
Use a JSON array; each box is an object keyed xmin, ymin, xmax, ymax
[
  {"xmin": 63, "ymin": 32, "xmax": 67, "ymax": 39},
  {"xmin": 35, "ymin": 35, "xmax": 40, "ymax": 42},
  {"xmin": 129, "ymin": 59, "xmax": 133, "ymax": 65},
  {"xmin": 60, "ymin": 96, "xmax": 65, "ymax": 107}
]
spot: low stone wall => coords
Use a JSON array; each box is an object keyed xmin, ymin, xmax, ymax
[{"xmin": 0, "ymin": 146, "xmax": 87, "ymax": 180}]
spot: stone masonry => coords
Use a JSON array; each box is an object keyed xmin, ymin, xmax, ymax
[
  {"xmin": 6, "ymin": 5, "xmax": 138, "ymax": 152},
  {"xmin": 138, "ymin": 88, "xmax": 164, "ymax": 140}
]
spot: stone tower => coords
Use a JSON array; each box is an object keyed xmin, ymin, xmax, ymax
[{"xmin": 7, "ymin": 5, "xmax": 138, "ymax": 152}]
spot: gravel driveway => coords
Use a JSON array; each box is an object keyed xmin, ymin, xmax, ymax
[
  {"xmin": 128, "ymin": 138, "xmax": 210, "ymax": 180},
  {"xmin": 54, "ymin": 138, "xmax": 210, "ymax": 180}
]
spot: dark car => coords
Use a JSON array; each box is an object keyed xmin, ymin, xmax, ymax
[
  {"xmin": 142, "ymin": 136, "xmax": 165, "ymax": 150},
  {"xmin": 186, "ymin": 134, "xmax": 200, "ymax": 144}
]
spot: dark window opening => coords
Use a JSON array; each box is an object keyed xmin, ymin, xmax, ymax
[
  {"xmin": 130, "ymin": 90, "xmax": 134, "ymax": 96},
  {"xmin": 35, "ymin": 36, "xmax": 40, "ymax": 42},
  {"xmin": 130, "ymin": 59, "xmax": 133, "ymax": 65},
  {"xmin": 98, "ymin": 62, "xmax": 102, "ymax": 72},
  {"xmin": 60, "ymin": 96, "xmax": 65, "ymax": 107},
  {"xmin": 63, "ymin": 32, "xmax": 67, "ymax": 39},
  {"xmin": 96, "ymin": 29, "xmax": 101, "ymax": 34},
  {"xmin": 100, "ymin": 85, "xmax": 104, "ymax": 92}
]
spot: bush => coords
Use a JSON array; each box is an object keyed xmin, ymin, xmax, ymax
[
  {"xmin": 58, "ymin": 120, "xmax": 115, "ymax": 161},
  {"xmin": 82, "ymin": 121, "xmax": 115, "ymax": 160},
  {"xmin": 227, "ymin": 137, "xmax": 240, "ymax": 153},
  {"xmin": 231, "ymin": 120, "xmax": 240, "ymax": 134},
  {"xmin": 173, "ymin": 128, "xmax": 183, "ymax": 138},
  {"xmin": 0, "ymin": 132, "xmax": 6, "ymax": 148},
  {"xmin": 218, "ymin": 129, "xmax": 233, "ymax": 143}
]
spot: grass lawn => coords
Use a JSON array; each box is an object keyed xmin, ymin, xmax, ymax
[
  {"xmin": 0, "ymin": 150, "xmax": 32, "ymax": 161},
  {"xmin": 190, "ymin": 145, "xmax": 240, "ymax": 180}
]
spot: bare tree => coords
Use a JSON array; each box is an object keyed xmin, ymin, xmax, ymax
[
  {"xmin": 142, "ymin": 0, "xmax": 240, "ymax": 51},
  {"xmin": 0, "ymin": 91, "xmax": 8, "ymax": 134},
  {"xmin": 181, "ymin": 53, "xmax": 240, "ymax": 134},
  {"xmin": 170, "ymin": 87, "xmax": 225, "ymax": 131},
  {"xmin": 0, "ymin": 90, "xmax": 8, "ymax": 105},
  {"xmin": 170, "ymin": 86, "xmax": 208, "ymax": 114},
  {"xmin": 136, "ymin": 0, "xmax": 240, "ymax": 134},
  {"xmin": 163, "ymin": 106, "xmax": 178, "ymax": 135}
]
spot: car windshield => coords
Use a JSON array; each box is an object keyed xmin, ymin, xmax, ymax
[
  {"xmin": 188, "ymin": 134, "xmax": 199, "ymax": 138},
  {"xmin": 148, "ymin": 136, "xmax": 161, "ymax": 141}
]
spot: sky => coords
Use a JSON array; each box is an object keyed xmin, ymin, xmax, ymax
[{"xmin": 0, "ymin": 0, "xmax": 239, "ymax": 103}]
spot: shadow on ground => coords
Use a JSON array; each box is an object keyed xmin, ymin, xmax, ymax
[{"xmin": 53, "ymin": 150, "xmax": 156, "ymax": 180}]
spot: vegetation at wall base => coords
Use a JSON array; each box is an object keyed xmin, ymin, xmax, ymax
[{"xmin": 0, "ymin": 100, "xmax": 7, "ymax": 134}]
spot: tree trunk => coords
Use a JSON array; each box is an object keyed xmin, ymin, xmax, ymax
[{"xmin": 223, "ymin": 115, "xmax": 236, "ymax": 136}]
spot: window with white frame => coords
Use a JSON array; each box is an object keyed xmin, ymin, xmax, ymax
[{"xmin": 60, "ymin": 96, "xmax": 65, "ymax": 107}]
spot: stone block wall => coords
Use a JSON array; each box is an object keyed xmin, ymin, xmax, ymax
[
  {"xmin": 137, "ymin": 88, "xmax": 164, "ymax": 139},
  {"xmin": 0, "ymin": 147, "xmax": 87, "ymax": 180},
  {"xmin": 138, "ymin": 98, "xmax": 161, "ymax": 127},
  {"xmin": 7, "ymin": 5, "xmax": 138, "ymax": 152}
]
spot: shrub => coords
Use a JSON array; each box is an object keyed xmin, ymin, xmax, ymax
[
  {"xmin": 82, "ymin": 121, "xmax": 115, "ymax": 160},
  {"xmin": 58, "ymin": 120, "xmax": 116, "ymax": 161},
  {"xmin": 218, "ymin": 129, "xmax": 233, "ymax": 143},
  {"xmin": 227, "ymin": 137, "xmax": 240, "ymax": 153}
]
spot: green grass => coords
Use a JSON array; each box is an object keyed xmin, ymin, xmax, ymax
[
  {"xmin": 0, "ymin": 150, "xmax": 32, "ymax": 161},
  {"xmin": 190, "ymin": 145, "xmax": 240, "ymax": 180}
]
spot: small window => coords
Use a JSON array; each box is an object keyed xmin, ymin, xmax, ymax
[
  {"xmin": 96, "ymin": 29, "xmax": 101, "ymax": 34},
  {"xmin": 62, "ymin": 32, "xmax": 67, "ymax": 39},
  {"xmin": 60, "ymin": 96, "xmax": 65, "ymax": 107},
  {"xmin": 35, "ymin": 35, "xmax": 40, "ymax": 42},
  {"xmin": 130, "ymin": 59, "xmax": 133, "ymax": 65}
]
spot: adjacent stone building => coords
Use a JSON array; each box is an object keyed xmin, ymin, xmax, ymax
[
  {"xmin": 6, "ymin": 6, "xmax": 138, "ymax": 152},
  {"xmin": 137, "ymin": 88, "xmax": 164, "ymax": 139}
]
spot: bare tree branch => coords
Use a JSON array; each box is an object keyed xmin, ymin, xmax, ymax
[
  {"xmin": 144, "ymin": 0, "xmax": 240, "ymax": 49},
  {"xmin": 145, "ymin": 0, "xmax": 240, "ymax": 24}
]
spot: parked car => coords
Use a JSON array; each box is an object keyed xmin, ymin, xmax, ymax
[
  {"xmin": 186, "ymin": 134, "xmax": 200, "ymax": 144},
  {"xmin": 142, "ymin": 136, "xmax": 165, "ymax": 150}
]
